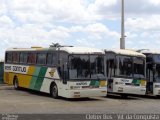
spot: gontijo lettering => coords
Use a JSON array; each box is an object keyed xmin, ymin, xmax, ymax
[
  {"xmin": 5, "ymin": 65, "xmax": 26, "ymax": 73},
  {"xmin": 13, "ymin": 66, "xmax": 26, "ymax": 72}
]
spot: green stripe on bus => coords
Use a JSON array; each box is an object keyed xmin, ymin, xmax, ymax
[
  {"xmin": 132, "ymin": 79, "xmax": 141, "ymax": 85},
  {"xmin": 90, "ymin": 80, "xmax": 100, "ymax": 86},
  {"xmin": 29, "ymin": 67, "xmax": 41, "ymax": 89},
  {"xmin": 34, "ymin": 67, "xmax": 47, "ymax": 91},
  {"xmin": 34, "ymin": 66, "xmax": 41, "ymax": 76},
  {"xmin": 30, "ymin": 76, "xmax": 37, "ymax": 89}
]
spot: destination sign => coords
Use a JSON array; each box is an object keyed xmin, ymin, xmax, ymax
[{"xmin": 4, "ymin": 65, "xmax": 27, "ymax": 73}]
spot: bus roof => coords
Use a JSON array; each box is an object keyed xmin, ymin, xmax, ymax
[
  {"xmin": 6, "ymin": 46, "xmax": 104, "ymax": 54},
  {"xmin": 105, "ymin": 49, "xmax": 146, "ymax": 58},
  {"xmin": 137, "ymin": 49, "xmax": 160, "ymax": 55},
  {"xmin": 60, "ymin": 47, "xmax": 104, "ymax": 54}
]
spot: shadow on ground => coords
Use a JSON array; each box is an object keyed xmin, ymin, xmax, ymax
[
  {"xmin": 105, "ymin": 94, "xmax": 141, "ymax": 100},
  {"xmin": 2, "ymin": 84, "xmax": 159, "ymax": 101}
]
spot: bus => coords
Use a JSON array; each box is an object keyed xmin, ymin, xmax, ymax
[
  {"xmin": 138, "ymin": 49, "xmax": 160, "ymax": 96},
  {"xmin": 104, "ymin": 49, "xmax": 146, "ymax": 97},
  {"xmin": 4, "ymin": 45, "xmax": 107, "ymax": 98}
]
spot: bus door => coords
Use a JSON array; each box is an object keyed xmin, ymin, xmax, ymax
[
  {"xmin": 106, "ymin": 55, "xmax": 116, "ymax": 92},
  {"xmin": 59, "ymin": 53, "xmax": 69, "ymax": 84},
  {"xmin": 146, "ymin": 55, "xmax": 154, "ymax": 94},
  {"xmin": 146, "ymin": 63, "xmax": 155, "ymax": 93}
]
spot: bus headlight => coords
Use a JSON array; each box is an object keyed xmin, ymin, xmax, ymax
[
  {"xmin": 140, "ymin": 80, "xmax": 146, "ymax": 86},
  {"xmin": 100, "ymin": 80, "xmax": 107, "ymax": 87}
]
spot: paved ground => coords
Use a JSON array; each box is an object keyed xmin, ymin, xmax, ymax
[{"xmin": 0, "ymin": 84, "xmax": 160, "ymax": 114}]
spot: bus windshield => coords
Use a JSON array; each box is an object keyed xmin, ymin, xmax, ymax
[
  {"xmin": 69, "ymin": 54, "xmax": 105, "ymax": 79},
  {"xmin": 153, "ymin": 55, "xmax": 160, "ymax": 63},
  {"xmin": 118, "ymin": 56, "xmax": 133, "ymax": 77},
  {"xmin": 133, "ymin": 57, "xmax": 145, "ymax": 78},
  {"xmin": 117, "ymin": 55, "xmax": 145, "ymax": 79},
  {"xmin": 155, "ymin": 64, "xmax": 160, "ymax": 82}
]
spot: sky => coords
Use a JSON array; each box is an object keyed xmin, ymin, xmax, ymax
[{"xmin": 0, "ymin": 0, "xmax": 160, "ymax": 59}]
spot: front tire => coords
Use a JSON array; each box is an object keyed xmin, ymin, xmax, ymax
[
  {"xmin": 156, "ymin": 95, "xmax": 160, "ymax": 98},
  {"xmin": 121, "ymin": 94, "xmax": 128, "ymax": 98},
  {"xmin": 50, "ymin": 83, "xmax": 58, "ymax": 99}
]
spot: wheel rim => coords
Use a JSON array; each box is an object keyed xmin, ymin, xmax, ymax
[
  {"xmin": 52, "ymin": 85, "xmax": 57, "ymax": 97},
  {"xmin": 14, "ymin": 80, "xmax": 18, "ymax": 88}
]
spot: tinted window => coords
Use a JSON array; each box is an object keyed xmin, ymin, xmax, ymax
[
  {"xmin": 28, "ymin": 53, "xmax": 36, "ymax": 64},
  {"xmin": 37, "ymin": 53, "xmax": 46, "ymax": 65},
  {"xmin": 153, "ymin": 55, "xmax": 160, "ymax": 63},
  {"xmin": 20, "ymin": 53, "xmax": 28, "ymax": 63},
  {"xmin": 133, "ymin": 57, "xmax": 145, "ymax": 77},
  {"xmin": 47, "ymin": 53, "xmax": 52, "ymax": 65},
  {"xmin": 106, "ymin": 58, "xmax": 116, "ymax": 77},
  {"xmin": 52, "ymin": 53, "xmax": 57, "ymax": 65},
  {"xmin": 119, "ymin": 56, "xmax": 132, "ymax": 77},
  {"xmin": 6, "ymin": 52, "xmax": 12, "ymax": 63},
  {"xmin": 69, "ymin": 55, "xmax": 105, "ymax": 79},
  {"xmin": 13, "ymin": 52, "xmax": 20, "ymax": 63},
  {"xmin": 46, "ymin": 53, "xmax": 58, "ymax": 66}
]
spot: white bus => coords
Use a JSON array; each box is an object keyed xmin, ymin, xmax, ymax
[
  {"xmin": 4, "ymin": 45, "xmax": 107, "ymax": 99},
  {"xmin": 104, "ymin": 49, "xmax": 146, "ymax": 97},
  {"xmin": 138, "ymin": 49, "xmax": 160, "ymax": 96}
]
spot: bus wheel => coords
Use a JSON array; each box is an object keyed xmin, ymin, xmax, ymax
[
  {"xmin": 121, "ymin": 94, "xmax": 128, "ymax": 98},
  {"xmin": 156, "ymin": 95, "xmax": 160, "ymax": 99},
  {"xmin": 13, "ymin": 78, "xmax": 19, "ymax": 90},
  {"xmin": 50, "ymin": 83, "xmax": 58, "ymax": 99}
]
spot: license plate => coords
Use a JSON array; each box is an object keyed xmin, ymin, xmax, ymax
[{"xmin": 118, "ymin": 90, "xmax": 123, "ymax": 92}]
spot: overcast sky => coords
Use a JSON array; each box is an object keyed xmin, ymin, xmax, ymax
[{"xmin": 0, "ymin": 0, "xmax": 160, "ymax": 59}]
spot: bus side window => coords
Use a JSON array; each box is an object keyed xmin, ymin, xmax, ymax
[
  {"xmin": 13, "ymin": 52, "xmax": 20, "ymax": 63},
  {"xmin": 59, "ymin": 52, "xmax": 68, "ymax": 81},
  {"xmin": 46, "ymin": 53, "xmax": 58, "ymax": 66},
  {"xmin": 20, "ymin": 53, "xmax": 28, "ymax": 63},
  {"xmin": 6, "ymin": 52, "xmax": 12, "ymax": 63},
  {"xmin": 27, "ymin": 53, "xmax": 36, "ymax": 64},
  {"xmin": 37, "ymin": 53, "xmax": 46, "ymax": 65},
  {"xmin": 47, "ymin": 53, "xmax": 52, "ymax": 66},
  {"xmin": 52, "ymin": 53, "xmax": 58, "ymax": 66},
  {"xmin": 146, "ymin": 55, "xmax": 153, "ymax": 63}
]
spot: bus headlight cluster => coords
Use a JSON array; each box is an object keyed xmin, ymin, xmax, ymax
[{"xmin": 141, "ymin": 81, "xmax": 146, "ymax": 87}]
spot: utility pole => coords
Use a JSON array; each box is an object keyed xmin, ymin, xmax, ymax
[{"xmin": 120, "ymin": 0, "xmax": 125, "ymax": 49}]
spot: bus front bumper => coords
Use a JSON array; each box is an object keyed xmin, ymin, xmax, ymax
[
  {"xmin": 112, "ymin": 85, "xmax": 146, "ymax": 95},
  {"xmin": 66, "ymin": 88, "xmax": 107, "ymax": 98}
]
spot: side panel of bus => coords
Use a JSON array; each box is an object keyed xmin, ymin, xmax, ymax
[
  {"xmin": 4, "ymin": 51, "xmax": 70, "ymax": 97},
  {"xmin": 4, "ymin": 64, "xmax": 59, "ymax": 90}
]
